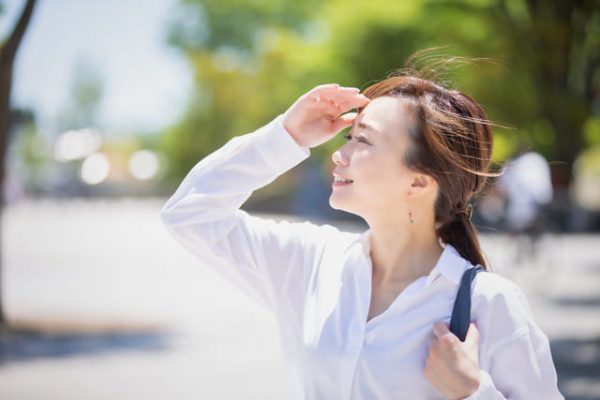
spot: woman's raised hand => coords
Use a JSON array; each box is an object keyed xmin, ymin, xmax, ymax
[{"xmin": 282, "ymin": 83, "xmax": 370, "ymax": 148}]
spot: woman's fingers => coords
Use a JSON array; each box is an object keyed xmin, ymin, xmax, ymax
[
  {"xmin": 331, "ymin": 112, "xmax": 358, "ymax": 133},
  {"xmin": 312, "ymin": 97, "xmax": 339, "ymax": 116},
  {"xmin": 310, "ymin": 83, "xmax": 356, "ymax": 95},
  {"xmin": 335, "ymin": 93, "xmax": 370, "ymax": 111},
  {"xmin": 309, "ymin": 85, "xmax": 363, "ymax": 102},
  {"xmin": 282, "ymin": 84, "xmax": 370, "ymax": 148},
  {"xmin": 312, "ymin": 92, "xmax": 369, "ymax": 116}
]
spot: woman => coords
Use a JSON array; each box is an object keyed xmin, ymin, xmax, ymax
[{"xmin": 161, "ymin": 70, "xmax": 564, "ymax": 399}]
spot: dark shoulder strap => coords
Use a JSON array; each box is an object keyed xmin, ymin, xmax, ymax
[{"xmin": 449, "ymin": 265, "xmax": 486, "ymax": 342}]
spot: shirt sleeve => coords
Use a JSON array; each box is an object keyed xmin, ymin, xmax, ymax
[
  {"xmin": 465, "ymin": 280, "xmax": 564, "ymax": 399},
  {"xmin": 160, "ymin": 114, "xmax": 340, "ymax": 317}
]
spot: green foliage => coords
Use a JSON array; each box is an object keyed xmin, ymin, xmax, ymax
[
  {"xmin": 160, "ymin": 0, "xmax": 600, "ymax": 186},
  {"xmin": 167, "ymin": 0, "xmax": 322, "ymax": 53},
  {"xmin": 584, "ymin": 117, "xmax": 600, "ymax": 145},
  {"xmin": 575, "ymin": 144, "xmax": 600, "ymax": 178}
]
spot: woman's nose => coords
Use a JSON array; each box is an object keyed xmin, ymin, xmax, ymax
[{"xmin": 332, "ymin": 149, "xmax": 348, "ymax": 166}]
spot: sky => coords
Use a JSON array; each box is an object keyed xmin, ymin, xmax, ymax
[{"xmin": 2, "ymin": 0, "xmax": 192, "ymax": 135}]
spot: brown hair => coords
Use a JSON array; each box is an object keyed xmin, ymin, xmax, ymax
[{"xmin": 358, "ymin": 60, "xmax": 501, "ymax": 270}]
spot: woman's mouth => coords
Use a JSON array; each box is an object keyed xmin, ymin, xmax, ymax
[{"xmin": 332, "ymin": 177, "xmax": 353, "ymax": 187}]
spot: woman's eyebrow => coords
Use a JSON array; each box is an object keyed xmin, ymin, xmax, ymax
[{"xmin": 355, "ymin": 121, "xmax": 380, "ymax": 133}]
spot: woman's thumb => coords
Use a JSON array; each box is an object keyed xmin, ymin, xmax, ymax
[
  {"xmin": 331, "ymin": 112, "xmax": 357, "ymax": 133},
  {"xmin": 465, "ymin": 322, "xmax": 480, "ymax": 345}
]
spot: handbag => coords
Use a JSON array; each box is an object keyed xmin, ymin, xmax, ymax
[{"xmin": 449, "ymin": 265, "xmax": 486, "ymax": 342}]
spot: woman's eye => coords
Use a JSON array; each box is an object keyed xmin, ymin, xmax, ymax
[{"xmin": 344, "ymin": 134, "xmax": 366, "ymax": 143}]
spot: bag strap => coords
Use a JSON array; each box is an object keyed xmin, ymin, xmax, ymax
[{"xmin": 449, "ymin": 265, "xmax": 485, "ymax": 342}]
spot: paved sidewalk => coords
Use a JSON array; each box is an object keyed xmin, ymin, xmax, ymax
[{"xmin": 1, "ymin": 198, "xmax": 599, "ymax": 399}]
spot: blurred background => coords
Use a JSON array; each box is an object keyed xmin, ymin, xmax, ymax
[{"xmin": 0, "ymin": 0, "xmax": 599, "ymax": 399}]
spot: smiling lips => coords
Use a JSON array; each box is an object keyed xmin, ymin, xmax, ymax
[
  {"xmin": 332, "ymin": 173, "xmax": 353, "ymax": 186},
  {"xmin": 332, "ymin": 173, "xmax": 353, "ymax": 183}
]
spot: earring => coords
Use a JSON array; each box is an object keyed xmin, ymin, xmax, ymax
[{"xmin": 408, "ymin": 211, "xmax": 414, "ymax": 224}]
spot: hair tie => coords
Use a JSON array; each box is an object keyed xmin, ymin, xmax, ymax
[{"xmin": 453, "ymin": 203, "xmax": 474, "ymax": 221}]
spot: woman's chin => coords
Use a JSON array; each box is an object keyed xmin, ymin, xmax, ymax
[{"xmin": 328, "ymin": 196, "xmax": 351, "ymax": 213}]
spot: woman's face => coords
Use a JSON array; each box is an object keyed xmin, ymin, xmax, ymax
[{"xmin": 329, "ymin": 96, "xmax": 420, "ymax": 220}]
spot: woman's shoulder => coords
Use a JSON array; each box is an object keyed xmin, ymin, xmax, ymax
[
  {"xmin": 473, "ymin": 269, "xmax": 530, "ymax": 305},
  {"xmin": 471, "ymin": 268, "xmax": 536, "ymax": 339}
]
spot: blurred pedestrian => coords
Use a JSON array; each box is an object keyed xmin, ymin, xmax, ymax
[
  {"xmin": 498, "ymin": 151, "xmax": 554, "ymax": 266},
  {"xmin": 498, "ymin": 151, "xmax": 553, "ymax": 233}
]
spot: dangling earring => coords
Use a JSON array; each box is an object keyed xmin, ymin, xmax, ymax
[{"xmin": 408, "ymin": 210, "xmax": 414, "ymax": 224}]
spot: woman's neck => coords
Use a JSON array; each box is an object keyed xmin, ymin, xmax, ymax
[{"xmin": 367, "ymin": 220, "xmax": 444, "ymax": 285}]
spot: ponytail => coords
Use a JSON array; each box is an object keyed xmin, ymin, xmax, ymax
[{"xmin": 437, "ymin": 215, "xmax": 490, "ymax": 271}]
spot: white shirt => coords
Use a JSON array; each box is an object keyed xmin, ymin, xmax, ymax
[{"xmin": 161, "ymin": 114, "xmax": 564, "ymax": 400}]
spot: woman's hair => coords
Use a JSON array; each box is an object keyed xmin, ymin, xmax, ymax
[{"xmin": 358, "ymin": 55, "xmax": 501, "ymax": 269}]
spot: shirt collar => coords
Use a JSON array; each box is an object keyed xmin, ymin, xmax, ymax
[{"xmin": 358, "ymin": 228, "xmax": 467, "ymax": 287}]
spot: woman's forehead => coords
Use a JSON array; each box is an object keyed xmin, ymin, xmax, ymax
[{"xmin": 355, "ymin": 96, "xmax": 416, "ymax": 141}]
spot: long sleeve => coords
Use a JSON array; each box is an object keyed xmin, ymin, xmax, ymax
[
  {"xmin": 463, "ymin": 329, "xmax": 564, "ymax": 399},
  {"xmin": 160, "ymin": 114, "xmax": 340, "ymax": 318},
  {"xmin": 465, "ymin": 278, "xmax": 564, "ymax": 399}
]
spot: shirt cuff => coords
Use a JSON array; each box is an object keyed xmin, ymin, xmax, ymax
[
  {"xmin": 462, "ymin": 370, "xmax": 502, "ymax": 400},
  {"xmin": 254, "ymin": 113, "xmax": 311, "ymax": 173}
]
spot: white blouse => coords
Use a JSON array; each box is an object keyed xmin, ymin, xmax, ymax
[{"xmin": 160, "ymin": 114, "xmax": 564, "ymax": 400}]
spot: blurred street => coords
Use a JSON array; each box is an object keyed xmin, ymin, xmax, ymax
[{"xmin": 1, "ymin": 198, "xmax": 599, "ymax": 399}]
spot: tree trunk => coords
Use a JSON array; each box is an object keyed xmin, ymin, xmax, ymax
[{"xmin": 0, "ymin": 0, "xmax": 38, "ymax": 328}]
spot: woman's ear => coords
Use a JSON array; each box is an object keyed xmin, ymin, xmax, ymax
[{"xmin": 409, "ymin": 173, "xmax": 437, "ymax": 197}]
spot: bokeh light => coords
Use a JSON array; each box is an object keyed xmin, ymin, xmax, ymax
[
  {"xmin": 53, "ymin": 128, "xmax": 103, "ymax": 162},
  {"xmin": 128, "ymin": 150, "xmax": 160, "ymax": 181},
  {"xmin": 80, "ymin": 152, "xmax": 111, "ymax": 185}
]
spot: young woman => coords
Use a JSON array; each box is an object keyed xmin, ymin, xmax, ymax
[{"xmin": 161, "ymin": 72, "xmax": 564, "ymax": 399}]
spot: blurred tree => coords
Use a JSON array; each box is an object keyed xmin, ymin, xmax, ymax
[
  {"xmin": 50, "ymin": 59, "xmax": 105, "ymax": 196},
  {"xmin": 162, "ymin": 0, "xmax": 599, "ymax": 194},
  {"xmin": 323, "ymin": 0, "xmax": 600, "ymax": 186},
  {"xmin": 492, "ymin": 0, "xmax": 599, "ymax": 187},
  {"xmin": 13, "ymin": 112, "xmax": 46, "ymax": 193},
  {"xmin": 0, "ymin": 0, "xmax": 37, "ymax": 329},
  {"xmin": 57, "ymin": 58, "xmax": 104, "ymax": 131},
  {"xmin": 167, "ymin": 0, "xmax": 321, "ymax": 52},
  {"xmin": 161, "ymin": 0, "xmax": 325, "ymax": 181}
]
